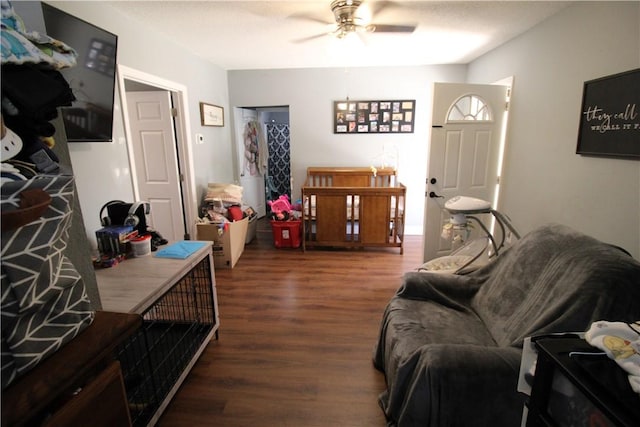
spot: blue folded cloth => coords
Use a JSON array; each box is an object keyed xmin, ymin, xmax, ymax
[{"xmin": 154, "ymin": 241, "xmax": 207, "ymax": 259}]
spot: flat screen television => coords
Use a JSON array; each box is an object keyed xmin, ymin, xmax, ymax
[{"xmin": 41, "ymin": 3, "xmax": 118, "ymax": 142}]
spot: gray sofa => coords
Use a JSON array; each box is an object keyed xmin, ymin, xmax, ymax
[{"xmin": 373, "ymin": 223, "xmax": 640, "ymax": 426}]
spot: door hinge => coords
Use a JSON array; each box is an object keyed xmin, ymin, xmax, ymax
[
  {"xmin": 179, "ymin": 173, "xmax": 184, "ymax": 182},
  {"xmin": 505, "ymin": 101, "xmax": 510, "ymax": 111},
  {"xmin": 171, "ymin": 108, "xmax": 178, "ymax": 117}
]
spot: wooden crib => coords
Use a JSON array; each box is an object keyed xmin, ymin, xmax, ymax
[{"xmin": 301, "ymin": 167, "xmax": 406, "ymax": 253}]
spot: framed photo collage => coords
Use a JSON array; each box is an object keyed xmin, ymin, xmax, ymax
[{"xmin": 334, "ymin": 100, "xmax": 416, "ymax": 134}]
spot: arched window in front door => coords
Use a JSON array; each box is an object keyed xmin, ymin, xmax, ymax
[{"xmin": 446, "ymin": 95, "xmax": 492, "ymax": 122}]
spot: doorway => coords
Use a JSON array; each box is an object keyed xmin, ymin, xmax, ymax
[
  {"xmin": 423, "ymin": 82, "xmax": 511, "ymax": 262},
  {"xmin": 117, "ymin": 65, "xmax": 197, "ymax": 241},
  {"xmin": 233, "ymin": 106, "xmax": 290, "ymax": 218}
]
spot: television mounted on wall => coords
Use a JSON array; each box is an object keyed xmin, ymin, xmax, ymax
[{"xmin": 41, "ymin": 3, "xmax": 118, "ymax": 142}]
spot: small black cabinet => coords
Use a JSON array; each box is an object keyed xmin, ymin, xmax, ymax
[{"xmin": 526, "ymin": 337, "xmax": 640, "ymax": 427}]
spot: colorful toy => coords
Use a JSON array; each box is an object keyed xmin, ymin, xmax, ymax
[{"xmin": 268, "ymin": 194, "xmax": 292, "ymax": 220}]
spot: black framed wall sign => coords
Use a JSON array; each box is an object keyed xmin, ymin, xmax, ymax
[
  {"xmin": 576, "ymin": 68, "xmax": 639, "ymax": 158},
  {"xmin": 334, "ymin": 100, "xmax": 415, "ymax": 134}
]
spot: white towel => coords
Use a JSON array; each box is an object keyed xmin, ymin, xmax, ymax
[{"xmin": 585, "ymin": 320, "xmax": 640, "ymax": 393}]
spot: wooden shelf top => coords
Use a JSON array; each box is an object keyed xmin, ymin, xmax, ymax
[{"xmin": 95, "ymin": 241, "xmax": 213, "ymax": 314}]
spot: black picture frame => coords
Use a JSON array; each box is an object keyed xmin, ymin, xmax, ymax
[
  {"xmin": 334, "ymin": 100, "xmax": 415, "ymax": 134},
  {"xmin": 576, "ymin": 68, "xmax": 639, "ymax": 159}
]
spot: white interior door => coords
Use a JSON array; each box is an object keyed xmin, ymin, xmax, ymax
[
  {"xmin": 234, "ymin": 107, "xmax": 266, "ymax": 217},
  {"xmin": 423, "ymin": 82, "xmax": 509, "ymax": 262},
  {"xmin": 127, "ymin": 90, "xmax": 185, "ymax": 243}
]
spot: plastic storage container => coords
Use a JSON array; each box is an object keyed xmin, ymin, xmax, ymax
[
  {"xmin": 270, "ymin": 219, "xmax": 301, "ymax": 248},
  {"xmin": 245, "ymin": 214, "xmax": 258, "ymax": 244},
  {"xmin": 130, "ymin": 235, "xmax": 152, "ymax": 257}
]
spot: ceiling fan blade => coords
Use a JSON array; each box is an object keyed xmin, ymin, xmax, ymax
[
  {"xmin": 288, "ymin": 12, "xmax": 333, "ymax": 26},
  {"xmin": 292, "ymin": 32, "xmax": 330, "ymax": 44},
  {"xmin": 356, "ymin": 30, "xmax": 369, "ymax": 46},
  {"xmin": 371, "ymin": 24, "xmax": 416, "ymax": 33},
  {"xmin": 368, "ymin": 0, "xmax": 394, "ymax": 17}
]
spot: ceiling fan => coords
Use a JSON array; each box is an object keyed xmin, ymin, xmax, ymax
[{"xmin": 293, "ymin": 0, "xmax": 416, "ymax": 43}]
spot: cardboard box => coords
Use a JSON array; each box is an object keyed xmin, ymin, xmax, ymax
[{"xmin": 197, "ymin": 216, "xmax": 248, "ymax": 268}]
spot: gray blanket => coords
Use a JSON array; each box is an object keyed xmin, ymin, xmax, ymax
[{"xmin": 373, "ymin": 223, "xmax": 640, "ymax": 426}]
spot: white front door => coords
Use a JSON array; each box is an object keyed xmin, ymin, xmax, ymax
[
  {"xmin": 127, "ymin": 90, "xmax": 185, "ymax": 243},
  {"xmin": 423, "ymin": 82, "xmax": 509, "ymax": 262},
  {"xmin": 234, "ymin": 107, "xmax": 266, "ymax": 217}
]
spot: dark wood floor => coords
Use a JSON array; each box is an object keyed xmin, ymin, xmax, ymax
[{"xmin": 159, "ymin": 219, "xmax": 423, "ymax": 426}]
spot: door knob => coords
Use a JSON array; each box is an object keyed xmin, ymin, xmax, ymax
[
  {"xmin": 430, "ymin": 178, "xmax": 437, "ymax": 185},
  {"xmin": 429, "ymin": 192, "xmax": 444, "ymax": 199}
]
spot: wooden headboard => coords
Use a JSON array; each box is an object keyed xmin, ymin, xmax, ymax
[{"xmin": 305, "ymin": 167, "xmax": 397, "ymax": 187}]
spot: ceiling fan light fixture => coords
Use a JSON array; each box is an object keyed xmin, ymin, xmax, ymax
[
  {"xmin": 295, "ymin": 0, "xmax": 415, "ymax": 43},
  {"xmin": 331, "ymin": 0, "xmax": 366, "ymax": 37},
  {"xmin": 331, "ymin": 0, "xmax": 364, "ymax": 19}
]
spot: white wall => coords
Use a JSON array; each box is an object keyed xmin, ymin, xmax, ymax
[
  {"xmin": 228, "ymin": 66, "xmax": 467, "ymax": 234},
  {"xmin": 46, "ymin": 1, "xmax": 234, "ymax": 250},
  {"xmin": 467, "ymin": 1, "xmax": 640, "ymax": 258}
]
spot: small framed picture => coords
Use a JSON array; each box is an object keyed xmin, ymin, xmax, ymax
[{"xmin": 200, "ymin": 102, "xmax": 224, "ymax": 127}]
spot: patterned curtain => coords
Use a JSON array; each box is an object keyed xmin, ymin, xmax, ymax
[{"xmin": 266, "ymin": 124, "xmax": 290, "ymax": 199}]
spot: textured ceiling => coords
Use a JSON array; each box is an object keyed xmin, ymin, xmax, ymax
[{"xmin": 106, "ymin": 0, "xmax": 571, "ymax": 70}]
